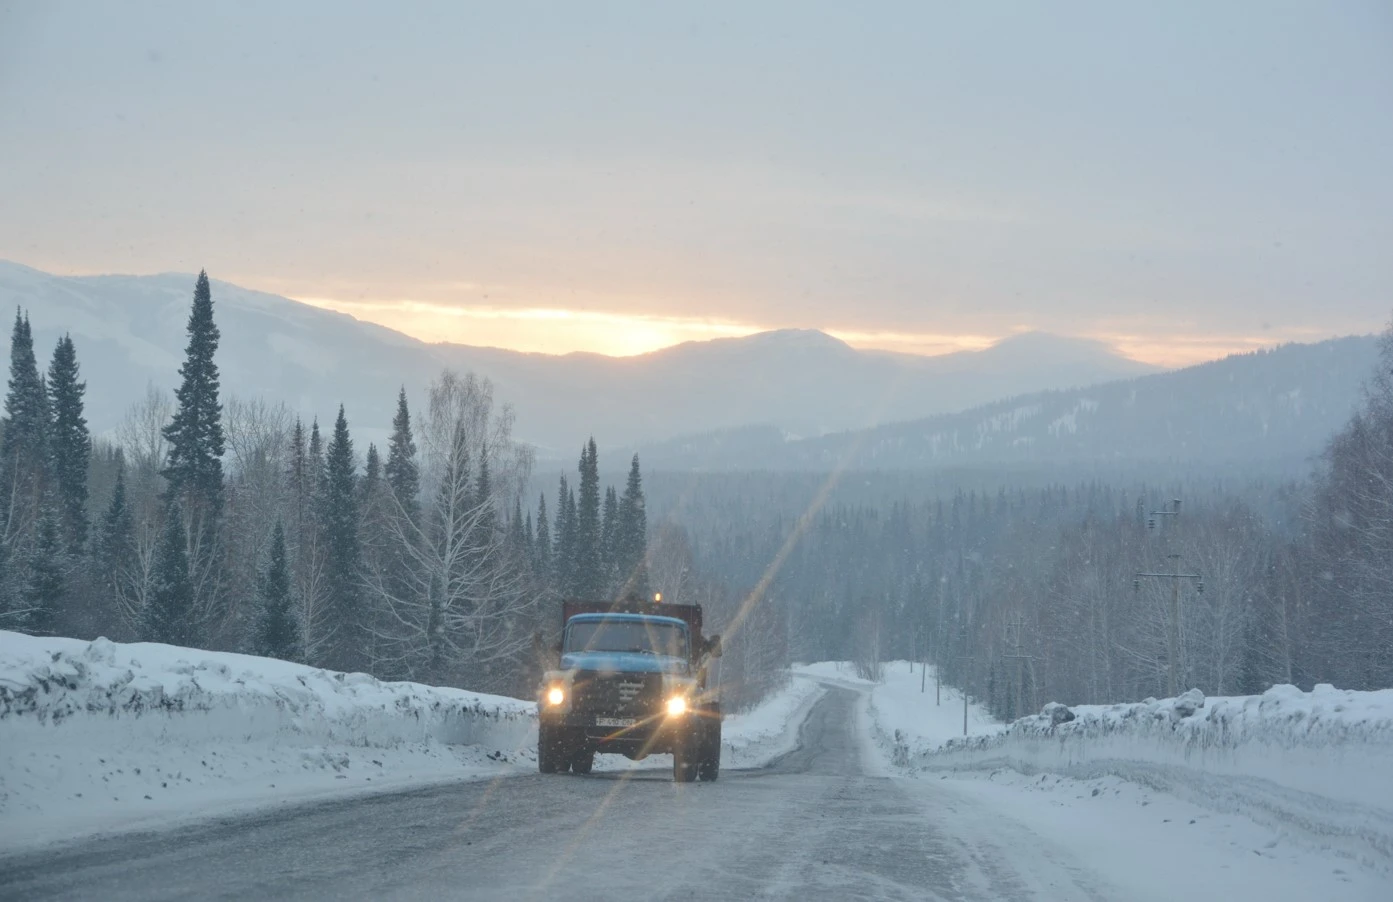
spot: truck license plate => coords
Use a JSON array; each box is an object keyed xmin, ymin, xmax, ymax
[{"xmin": 595, "ymin": 717, "xmax": 636, "ymax": 727}]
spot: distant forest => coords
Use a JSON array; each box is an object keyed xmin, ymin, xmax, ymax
[
  {"xmin": 639, "ymin": 323, "xmax": 1393, "ymax": 717},
  {"xmin": 3, "ymin": 272, "xmax": 1391, "ymax": 716}
]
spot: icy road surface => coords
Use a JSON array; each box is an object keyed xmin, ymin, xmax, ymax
[{"xmin": 1, "ymin": 688, "xmax": 1382, "ymax": 901}]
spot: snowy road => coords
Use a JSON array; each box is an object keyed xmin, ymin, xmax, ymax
[
  {"xmin": 4, "ymin": 686, "xmax": 1383, "ymax": 901},
  {"xmin": 3, "ymin": 688, "xmax": 1126, "ymax": 901}
]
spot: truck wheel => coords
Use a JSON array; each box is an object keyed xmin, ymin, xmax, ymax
[
  {"xmin": 570, "ymin": 747, "xmax": 594, "ymax": 775},
  {"xmin": 697, "ymin": 724, "xmax": 721, "ymax": 782},
  {"xmin": 538, "ymin": 724, "xmax": 559, "ymax": 774},
  {"xmin": 672, "ymin": 737, "xmax": 697, "ymax": 783}
]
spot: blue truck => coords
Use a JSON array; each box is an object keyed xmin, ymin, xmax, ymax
[{"xmin": 537, "ymin": 596, "xmax": 723, "ymax": 782}]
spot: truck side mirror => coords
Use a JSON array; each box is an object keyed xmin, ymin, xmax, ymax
[
  {"xmin": 706, "ymin": 635, "xmax": 722, "ymax": 658},
  {"xmin": 552, "ymin": 641, "xmax": 562, "ymax": 655}
]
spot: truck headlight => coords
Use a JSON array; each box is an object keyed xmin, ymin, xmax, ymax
[
  {"xmin": 666, "ymin": 695, "xmax": 688, "ymax": 716},
  {"xmin": 546, "ymin": 686, "xmax": 565, "ymax": 706}
]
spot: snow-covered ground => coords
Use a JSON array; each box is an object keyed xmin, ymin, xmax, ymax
[
  {"xmin": 796, "ymin": 660, "xmax": 1002, "ymax": 758},
  {"xmin": 820, "ymin": 660, "xmax": 1393, "ymax": 898},
  {"xmin": 0, "ymin": 631, "xmax": 536, "ymax": 852},
  {"xmin": 0, "ymin": 632, "xmax": 823, "ymax": 853},
  {"xmin": 718, "ymin": 673, "xmax": 826, "ymax": 767}
]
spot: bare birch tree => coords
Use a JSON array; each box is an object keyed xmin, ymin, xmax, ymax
[{"xmin": 363, "ymin": 371, "xmax": 539, "ymax": 689}]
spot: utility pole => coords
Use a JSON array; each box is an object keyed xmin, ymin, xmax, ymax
[
  {"xmin": 1135, "ymin": 499, "xmax": 1204, "ymax": 698},
  {"xmin": 963, "ymin": 673, "xmax": 969, "ymax": 736},
  {"xmin": 919, "ymin": 627, "xmax": 927, "ymax": 692},
  {"xmin": 1001, "ymin": 613, "xmax": 1035, "ymax": 720},
  {"xmin": 935, "ymin": 576, "xmax": 946, "ymax": 706}
]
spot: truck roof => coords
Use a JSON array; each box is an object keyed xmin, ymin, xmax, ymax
[
  {"xmin": 566, "ymin": 612, "xmax": 689, "ymax": 630},
  {"xmin": 562, "ymin": 598, "xmax": 705, "ymax": 636}
]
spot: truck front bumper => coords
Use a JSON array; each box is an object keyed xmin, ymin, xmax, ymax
[{"xmin": 540, "ymin": 709, "xmax": 715, "ymax": 758}]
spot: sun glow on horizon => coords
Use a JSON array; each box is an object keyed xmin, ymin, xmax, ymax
[
  {"xmin": 290, "ymin": 294, "xmax": 1331, "ymax": 370},
  {"xmin": 292, "ymin": 295, "xmax": 766, "ymax": 357}
]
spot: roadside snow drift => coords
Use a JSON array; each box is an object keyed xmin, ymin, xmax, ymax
[
  {"xmin": 867, "ymin": 665, "xmax": 1393, "ymax": 872},
  {"xmin": 0, "ymin": 632, "xmax": 828, "ymax": 853},
  {"xmin": 720, "ymin": 675, "xmax": 825, "ymax": 767},
  {"xmin": 0, "ymin": 631, "xmax": 535, "ymax": 852}
]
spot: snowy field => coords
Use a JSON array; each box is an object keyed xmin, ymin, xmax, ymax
[
  {"xmin": 815, "ymin": 660, "xmax": 1393, "ymax": 897},
  {"xmin": 0, "ymin": 631, "xmax": 536, "ymax": 852},
  {"xmin": 0, "ymin": 632, "xmax": 821, "ymax": 854}
]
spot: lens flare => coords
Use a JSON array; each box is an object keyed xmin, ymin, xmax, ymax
[{"xmin": 666, "ymin": 696, "xmax": 688, "ymax": 716}]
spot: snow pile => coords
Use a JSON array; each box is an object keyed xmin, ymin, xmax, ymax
[
  {"xmin": 852, "ymin": 661, "xmax": 1003, "ymax": 764},
  {"xmin": 916, "ymin": 681, "xmax": 1393, "ymax": 870},
  {"xmin": 720, "ymin": 674, "xmax": 826, "ymax": 767},
  {"xmin": 796, "ymin": 661, "xmax": 1002, "ymax": 767},
  {"xmin": 0, "ymin": 631, "xmax": 535, "ymax": 852}
]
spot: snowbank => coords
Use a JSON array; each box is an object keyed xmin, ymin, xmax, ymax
[
  {"xmin": 849, "ymin": 661, "xmax": 1003, "ymax": 762},
  {"xmin": 795, "ymin": 661, "xmax": 1002, "ymax": 766},
  {"xmin": 0, "ymin": 632, "xmax": 830, "ymax": 852},
  {"xmin": 0, "ymin": 631, "xmax": 535, "ymax": 852},
  {"xmin": 720, "ymin": 674, "xmax": 826, "ymax": 767},
  {"xmin": 897, "ymin": 676, "xmax": 1393, "ymax": 870}
]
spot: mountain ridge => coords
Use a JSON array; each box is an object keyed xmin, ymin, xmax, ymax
[
  {"xmin": 2, "ymin": 260, "xmax": 1173, "ymax": 455},
  {"xmin": 628, "ymin": 335, "xmax": 1381, "ymax": 474}
]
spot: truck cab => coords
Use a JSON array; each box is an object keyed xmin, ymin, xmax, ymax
[{"xmin": 537, "ymin": 598, "xmax": 722, "ymax": 782}]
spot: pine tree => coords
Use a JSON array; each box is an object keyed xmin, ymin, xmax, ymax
[
  {"xmin": 162, "ymin": 271, "xmax": 225, "ymax": 521},
  {"xmin": 21, "ymin": 513, "xmax": 63, "ymax": 635},
  {"xmin": 554, "ymin": 475, "xmax": 575, "ymax": 596},
  {"xmin": 469, "ymin": 456, "xmax": 496, "ymax": 550},
  {"xmin": 356, "ymin": 440, "xmax": 388, "ymax": 578},
  {"xmin": 308, "ymin": 418, "xmax": 325, "ymax": 496},
  {"xmin": 508, "ymin": 496, "xmax": 528, "ymax": 561},
  {"xmin": 617, "ymin": 453, "xmax": 650, "ymax": 597},
  {"xmin": 362, "ymin": 443, "xmax": 381, "ymax": 503},
  {"xmin": 285, "ymin": 416, "xmax": 320, "ymax": 639},
  {"xmin": 142, "ymin": 502, "xmax": 197, "ymax": 647},
  {"xmin": 319, "ymin": 405, "xmax": 364, "ymax": 672},
  {"xmin": 1, "ymin": 309, "xmax": 50, "ymax": 546},
  {"xmin": 574, "ymin": 439, "xmax": 602, "ymax": 598},
  {"xmin": 384, "ymin": 387, "xmax": 419, "ymax": 520},
  {"xmin": 287, "ymin": 417, "xmax": 308, "ymax": 528},
  {"xmin": 534, "ymin": 493, "xmax": 552, "ymax": 582},
  {"xmin": 255, "ymin": 521, "xmax": 302, "ymax": 661},
  {"xmin": 95, "ymin": 459, "xmax": 136, "ymax": 620},
  {"xmin": 47, "ymin": 335, "xmax": 91, "ymax": 553},
  {"xmin": 601, "ymin": 485, "xmax": 619, "ymax": 596}
]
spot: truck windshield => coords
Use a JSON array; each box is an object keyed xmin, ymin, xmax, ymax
[{"xmin": 565, "ymin": 621, "xmax": 688, "ymax": 658}]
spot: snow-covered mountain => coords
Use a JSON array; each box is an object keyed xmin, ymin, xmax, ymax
[
  {"xmin": 632, "ymin": 335, "xmax": 1381, "ymax": 473},
  {"xmin": 4, "ymin": 260, "xmax": 1158, "ymax": 455}
]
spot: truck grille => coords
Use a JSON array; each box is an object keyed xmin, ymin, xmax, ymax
[{"xmin": 571, "ymin": 671, "xmax": 662, "ymax": 716}]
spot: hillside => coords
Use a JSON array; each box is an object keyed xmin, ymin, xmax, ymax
[
  {"xmin": 633, "ymin": 336, "xmax": 1381, "ymax": 473},
  {"xmin": 2, "ymin": 260, "xmax": 1158, "ymax": 454}
]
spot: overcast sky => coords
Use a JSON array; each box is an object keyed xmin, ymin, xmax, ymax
[{"xmin": 2, "ymin": 1, "xmax": 1390, "ymax": 364}]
